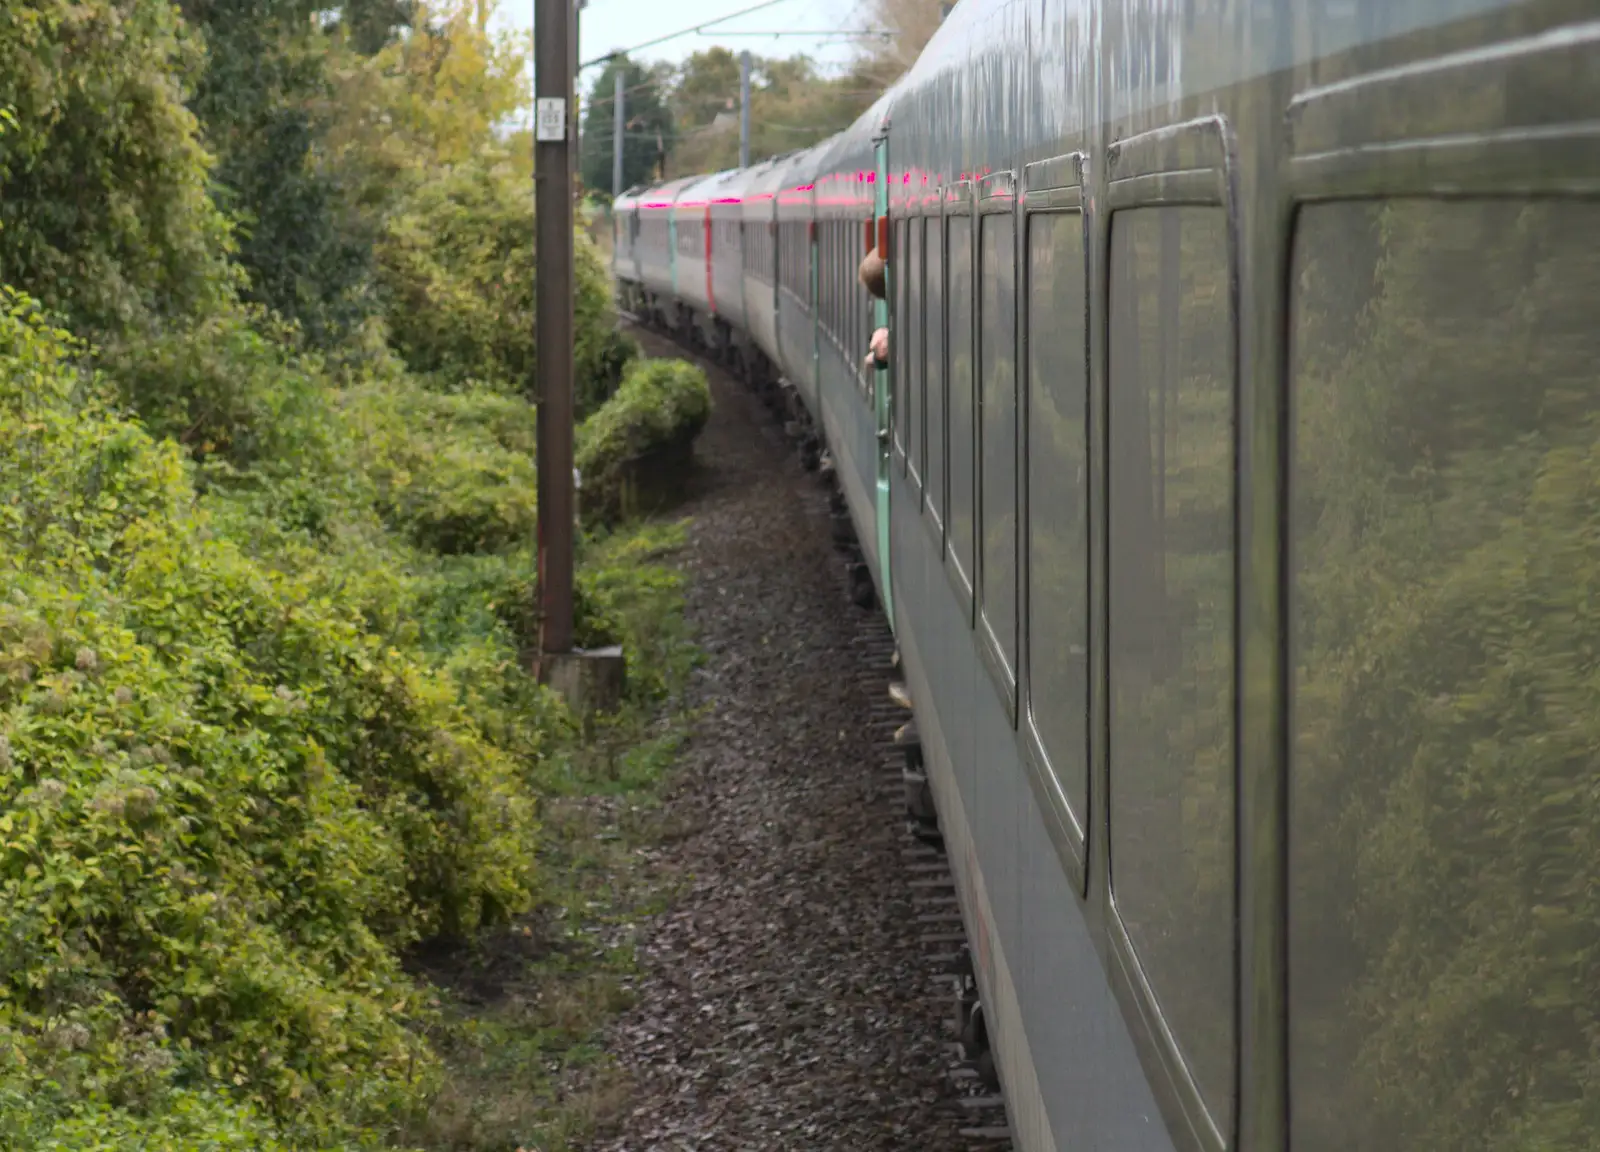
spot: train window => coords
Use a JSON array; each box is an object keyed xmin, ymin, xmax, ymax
[
  {"xmin": 946, "ymin": 211, "xmax": 976, "ymax": 599},
  {"xmin": 820, "ymin": 224, "xmax": 829, "ymax": 332},
  {"xmin": 1024, "ymin": 209, "xmax": 1089, "ymax": 837},
  {"xmin": 906, "ymin": 218, "xmax": 923, "ymax": 488},
  {"xmin": 893, "ymin": 220, "xmax": 908, "ymax": 465},
  {"xmin": 1288, "ymin": 198, "xmax": 1600, "ymax": 1152},
  {"xmin": 1107, "ymin": 205, "xmax": 1235, "ymax": 1133},
  {"xmin": 828, "ymin": 223, "xmax": 837, "ymax": 340},
  {"xmin": 979, "ymin": 209, "xmax": 1019, "ymax": 688},
  {"xmin": 925, "ymin": 214, "xmax": 946, "ymax": 533},
  {"xmin": 832, "ymin": 222, "xmax": 841, "ymax": 344}
]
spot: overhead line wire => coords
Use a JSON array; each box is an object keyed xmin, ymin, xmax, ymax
[{"xmin": 579, "ymin": 0, "xmax": 802, "ymax": 69}]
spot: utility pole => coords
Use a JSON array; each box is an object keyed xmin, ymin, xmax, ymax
[
  {"xmin": 739, "ymin": 50, "xmax": 752, "ymax": 168},
  {"xmin": 612, "ymin": 68, "xmax": 625, "ymax": 196},
  {"xmin": 534, "ymin": 0, "xmax": 576, "ymax": 660}
]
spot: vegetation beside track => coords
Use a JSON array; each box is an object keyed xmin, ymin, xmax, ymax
[{"xmin": 0, "ymin": 1, "xmax": 708, "ymax": 1148}]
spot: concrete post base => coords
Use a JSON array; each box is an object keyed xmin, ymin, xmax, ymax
[{"xmin": 543, "ymin": 645, "xmax": 627, "ymax": 716}]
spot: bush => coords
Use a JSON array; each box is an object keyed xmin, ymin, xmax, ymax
[
  {"xmin": 576, "ymin": 358, "xmax": 711, "ymax": 525},
  {"xmin": 0, "ymin": 287, "xmax": 544, "ymax": 1145},
  {"xmin": 372, "ymin": 154, "xmax": 634, "ymax": 406},
  {"xmin": 340, "ymin": 377, "xmax": 539, "ymax": 554},
  {"xmin": 0, "ymin": 0, "xmax": 237, "ymax": 336}
]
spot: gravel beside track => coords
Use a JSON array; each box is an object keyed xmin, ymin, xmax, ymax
[{"xmin": 589, "ymin": 327, "xmax": 982, "ymax": 1152}]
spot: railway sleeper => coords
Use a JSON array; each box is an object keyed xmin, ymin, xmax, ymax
[
  {"xmin": 847, "ymin": 562, "xmax": 876, "ymax": 609},
  {"xmin": 903, "ymin": 769, "xmax": 937, "ymax": 824}
]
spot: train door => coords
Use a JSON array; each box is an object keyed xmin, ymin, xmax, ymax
[{"xmin": 873, "ymin": 131, "xmax": 895, "ymax": 628}]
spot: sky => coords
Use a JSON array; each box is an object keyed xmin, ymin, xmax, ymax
[{"xmin": 490, "ymin": 0, "xmax": 869, "ymax": 101}]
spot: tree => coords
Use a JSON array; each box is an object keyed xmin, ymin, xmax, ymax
[
  {"xmin": 327, "ymin": 0, "xmax": 417, "ymax": 54},
  {"xmin": 670, "ymin": 46, "xmax": 742, "ymax": 131},
  {"xmin": 664, "ymin": 53, "xmax": 876, "ymax": 176},
  {"xmin": 580, "ymin": 54, "xmax": 674, "ymax": 195},
  {"xmin": 850, "ymin": 0, "xmax": 946, "ymax": 89},
  {"xmin": 182, "ymin": 0, "xmax": 377, "ymax": 347},
  {"xmin": 0, "ymin": 0, "xmax": 236, "ymax": 336}
]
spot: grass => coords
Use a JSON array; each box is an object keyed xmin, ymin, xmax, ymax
[{"xmin": 400, "ymin": 519, "xmax": 702, "ymax": 1152}]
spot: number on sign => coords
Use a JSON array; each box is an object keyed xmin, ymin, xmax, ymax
[{"xmin": 536, "ymin": 97, "xmax": 567, "ymax": 142}]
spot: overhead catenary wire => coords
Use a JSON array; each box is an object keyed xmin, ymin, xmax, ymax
[{"xmin": 579, "ymin": 0, "xmax": 804, "ymax": 70}]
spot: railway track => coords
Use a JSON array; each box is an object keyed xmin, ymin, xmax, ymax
[{"xmin": 600, "ymin": 315, "xmax": 1014, "ymax": 1151}]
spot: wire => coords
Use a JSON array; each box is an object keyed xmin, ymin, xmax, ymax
[
  {"xmin": 578, "ymin": 0, "xmax": 805, "ymax": 70},
  {"xmin": 708, "ymin": 29, "xmax": 896, "ymax": 37}
]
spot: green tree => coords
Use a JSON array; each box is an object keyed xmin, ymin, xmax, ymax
[
  {"xmin": 580, "ymin": 54, "xmax": 674, "ymax": 194},
  {"xmin": 182, "ymin": 0, "xmax": 378, "ymax": 347},
  {"xmin": 670, "ymin": 46, "xmax": 742, "ymax": 131},
  {"xmin": 665, "ymin": 53, "xmax": 876, "ymax": 175},
  {"xmin": 0, "ymin": 0, "xmax": 235, "ymax": 336}
]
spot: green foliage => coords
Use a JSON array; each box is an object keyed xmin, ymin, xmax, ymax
[
  {"xmin": 97, "ymin": 307, "xmax": 342, "ymax": 474},
  {"xmin": 0, "ymin": 0, "xmax": 699, "ymax": 1144},
  {"xmin": 661, "ymin": 51, "xmax": 877, "ymax": 175},
  {"xmin": 373, "ymin": 155, "xmax": 635, "ymax": 410},
  {"xmin": 181, "ymin": 0, "xmax": 378, "ymax": 347},
  {"xmin": 0, "ymin": 0, "xmax": 237, "ymax": 334},
  {"xmin": 579, "ymin": 54, "xmax": 675, "ymax": 195},
  {"xmin": 576, "ymin": 359, "xmax": 711, "ymax": 525},
  {"xmin": 342, "ymin": 376, "xmax": 539, "ymax": 554}
]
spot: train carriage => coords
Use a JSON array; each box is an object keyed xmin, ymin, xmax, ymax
[
  {"xmin": 737, "ymin": 154, "xmax": 790, "ymax": 374},
  {"xmin": 610, "ymin": 185, "xmax": 644, "ymax": 312},
  {"xmin": 702, "ymin": 166, "xmax": 751, "ymax": 346},
  {"xmin": 772, "ymin": 147, "xmax": 821, "ymax": 413},
  {"xmin": 634, "ymin": 174, "xmax": 699, "ymax": 327},
  {"xmin": 615, "ymin": 4, "xmax": 1600, "ymax": 1150}
]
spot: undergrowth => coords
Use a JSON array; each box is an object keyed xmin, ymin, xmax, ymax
[
  {"xmin": 0, "ymin": 4, "xmax": 709, "ymax": 1146},
  {"xmin": 0, "ymin": 283, "xmax": 706, "ymax": 1149}
]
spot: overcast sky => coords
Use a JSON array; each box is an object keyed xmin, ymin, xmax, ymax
[{"xmin": 490, "ymin": 0, "xmax": 866, "ymax": 100}]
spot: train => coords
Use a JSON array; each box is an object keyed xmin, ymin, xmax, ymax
[{"xmin": 610, "ymin": 2, "xmax": 1600, "ymax": 1150}]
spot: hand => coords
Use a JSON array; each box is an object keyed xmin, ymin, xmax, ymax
[{"xmin": 869, "ymin": 326, "xmax": 889, "ymax": 364}]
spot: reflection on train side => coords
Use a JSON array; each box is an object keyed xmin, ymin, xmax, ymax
[
  {"xmin": 1108, "ymin": 205, "xmax": 1236, "ymax": 1135},
  {"xmin": 1290, "ymin": 198, "xmax": 1600, "ymax": 1152}
]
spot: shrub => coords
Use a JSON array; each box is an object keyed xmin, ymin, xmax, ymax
[
  {"xmin": 575, "ymin": 358, "xmax": 711, "ymax": 525},
  {"xmin": 0, "ymin": 287, "xmax": 544, "ymax": 1144},
  {"xmin": 340, "ymin": 377, "xmax": 539, "ymax": 554},
  {"xmin": 0, "ymin": 0, "xmax": 237, "ymax": 336},
  {"xmin": 371, "ymin": 154, "xmax": 636, "ymax": 407}
]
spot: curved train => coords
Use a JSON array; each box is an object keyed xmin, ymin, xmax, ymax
[{"xmin": 611, "ymin": 2, "xmax": 1600, "ymax": 1149}]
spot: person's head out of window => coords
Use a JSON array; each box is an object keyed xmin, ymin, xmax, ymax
[{"xmin": 858, "ymin": 250, "xmax": 886, "ymax": 301}]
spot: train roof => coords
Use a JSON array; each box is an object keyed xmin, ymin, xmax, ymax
[
  {"xmin": 633, "ymin": 173, "xmax": 701, "ymax": 209},
  {"xmin": 672, "ymin": 167, "xmax": 747, "ymax": 209}
]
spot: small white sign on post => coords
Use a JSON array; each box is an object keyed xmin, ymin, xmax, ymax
[{"xmin": 536, "ymin": 97, "xmax": 567, "ymax": 142}]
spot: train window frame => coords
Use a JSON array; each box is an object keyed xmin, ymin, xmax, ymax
[
  {"xmin": 1280, "ymin": 25, "xmax": 1600, "ymax": 1152},
  {"xmin": 1018, "ymin": 150, "xmax": 1091, "ymax": 897},
  {"xmin": 906, "ymin": 211, "xmax": 924, "ymax": 494},
  {"xmin": 1103, "ymin": 114, "xmax": 1240, "ymax": 1152},
  {"xmin": 923, "ymin": 192, "xmax": 947, "ymax": 548},
  {"xmin": 892, "ymin": 215, "xmax": 909, "ymax": 472},
  {"xmin": 976, "ymin": 169, "xmax": 1021, "ymax": 725},
  {"xmin": 942, "ymin": 178, "xmax": 977, "ymax": 625},
  {"xmin": 857, "ymin": 214, "xmax": 869, "ymax": 403}
]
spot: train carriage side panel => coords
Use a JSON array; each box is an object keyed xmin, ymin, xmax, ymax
[
  {"xmin": 636, "ymin": 175, "xmax": 698, "ymax": 321},
  {"xmin": 670, "ymin": 171, "xmax": 724, "ymax": 323},
  {"xmin": 775, "ymin": 148, "xmax": 821, "ymax": 414},
  {"xmin": 704, "ymin": 167, "xmax": 752, "ymax": 338},
  {"xmin": 811, "ymin": 104, "xmax": 893, "ymax": 603},
  {"xmin": 740, "ymin": 155, "xmax": 789, "ymax": 370}
]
